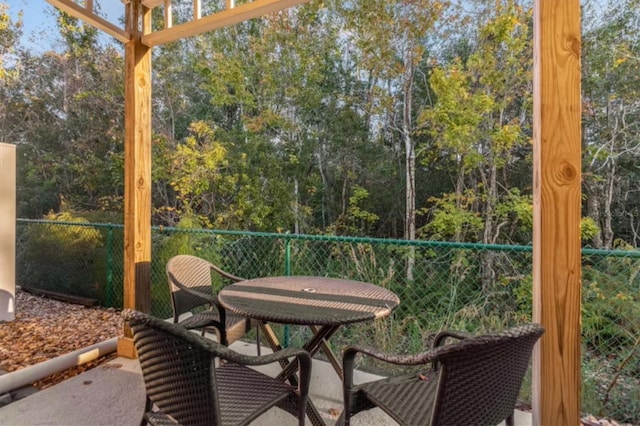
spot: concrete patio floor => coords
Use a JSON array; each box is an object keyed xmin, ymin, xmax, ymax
[{"xmin": 0, "ymin": 340, "xmax": 533, "ymax": 426}]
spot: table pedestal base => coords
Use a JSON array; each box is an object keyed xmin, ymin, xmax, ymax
[{"xmin": 259, "ymin": 322, "xmax": 344, "ymax": 426}]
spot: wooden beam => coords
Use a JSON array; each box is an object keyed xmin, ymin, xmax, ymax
[
  {"xmin": 142, "ymin": 0, "xmax": 309, "ymax": 46},
  {"xmin": 118, "ymin": 0, "xmax": 152, "ymax": 358},
  {"xmin": 46, "ymin": 0, "xmax": 129, "ymax": 43},
  {"xmin": 164, "ymin": 0, "xmax": 172, "ymax": 28},
  {"xmin": 532, "ymin": 1, "xmax": 582, "ymax": 425},
  {"xmin": 141, "ymin": 0, "xmax": 163, "ymax": 8},
  {"xmin": 194, "ymin": 0, "xmax": 201, "ymax": 20}
]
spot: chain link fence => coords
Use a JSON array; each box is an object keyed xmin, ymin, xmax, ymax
[{"xmin": 14, "ymin": 219, "xmax": 640, "ymax": 424}]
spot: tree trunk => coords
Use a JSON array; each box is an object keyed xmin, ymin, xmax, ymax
[
  {"xmin": 587, "ymin": 187, "xmax": 603, "ymax": 248},
  {"xmin": 403, "ymin": 39, "xmax": 416, "ymax": 281},
  {"xmin": 602, "ymin": 162, "xmax": 616, "ymax": 249},
  {"xmin": 454, "ymin": 159, "xmax": 465, "ymax": 242},
  {"xmin": 293, "ymin": 178, "xmax": 300, "ymax": 234}
]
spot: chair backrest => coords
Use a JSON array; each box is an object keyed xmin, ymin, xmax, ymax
[
  {"xmin": 123, "ymin": 309, "xmax": 223, "ymax": 425},
  {"xmin": 166, "ymin": 254, "xmax": 226, "ymax": 320},
  {"xmin": 431, "ymin": 323, "xmax": 544, "ymax": 425}
]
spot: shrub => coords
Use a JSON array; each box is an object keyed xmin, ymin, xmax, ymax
[{"xmin": 18, "ymin": 212, "xmax": 106, "ymax": 301}]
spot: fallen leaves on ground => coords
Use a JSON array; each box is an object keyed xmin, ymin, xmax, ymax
[
  {"xmin": 0, "ymin": 289, "xmax": 122, "ymax": 389},
  {"xmin": 581, "ymin": 414, "xmax": 634, "ymax": 426}
]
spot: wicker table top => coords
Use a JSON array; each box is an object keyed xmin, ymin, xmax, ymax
[{"xmin": 218, "ymin": 276, "xmax": 400, "ymax": 326}]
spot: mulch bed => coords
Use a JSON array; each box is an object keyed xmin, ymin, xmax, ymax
[{"xmin": 0, "ymin": 288, "xmax": 122, "ymax": 389}]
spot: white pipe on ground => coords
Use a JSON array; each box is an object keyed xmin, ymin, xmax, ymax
[{"xmin": 0, "ymin": 337, "xmax": 118, "ymax": 395}]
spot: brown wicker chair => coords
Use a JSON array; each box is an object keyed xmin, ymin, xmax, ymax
[
  {"xmin": 123, "ymin": 309, "xmax": 311, "ymax": 426},
  {"xmin": 166, "ymin": 254, "xmax": 258, "ymax": 350},
  {"xmin": 339, "ymin": 323, "xmax": 544, "ymax": 426}
]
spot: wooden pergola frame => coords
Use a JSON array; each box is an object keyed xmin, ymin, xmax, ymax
[{"xmin": 44, "ymin": 1, "xmax": 582, "ymax": 424}]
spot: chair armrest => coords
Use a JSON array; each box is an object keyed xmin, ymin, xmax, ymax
[
  {"xmin": 218, "ymin": 346, "xmax": 312, "ymax": 398},
  {"xmin": 167, "ymin": 270, "xmax": 220, "ymax": 306},
  {"xmin": 179, "ymin": 286, "xmax": 219, "ymax": 305},
  {"xmin": 220, "ymin": 346, "xmax": 310, "ymax": 368},
  {"xmin": 342, "ymin": 345, "xmax": 440, "ymax": 392},
  {"xmin": 167, "ymin": 276, "xmax": 229, "ymax": 321},
  {"xmin": 432, "ymin": 330, "xmax": 472, "ymax": 348},
  {"xmin": 210, "ymin": 263, "xmax": 246, "ymax": 283},
  {"xmin": 343, "ymin": 345, "xmax": 439, "ymax": 369},
  {"xmin": 145, "ymin": 412, "xmax": 181, "ymax": 426}
]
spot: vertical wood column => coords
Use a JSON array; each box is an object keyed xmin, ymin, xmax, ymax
[
  {"xmin": 0, "ymin": 143, "xmax": 16, "ymax": 322},
  {"xmin": 118, "ymin": 0, "xmax": 152, "ymax": 358},
  {"xmin": 532, "ymin": 1, "xmax": 582, "ymax": 424}
]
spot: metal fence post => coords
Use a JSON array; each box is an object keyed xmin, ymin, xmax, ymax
[
  {"xmin": 105, "ymin": 224, "xmax": 114, "ymax": 307},
  {"xmin": 284, "ymin": 233, "xmax": 292, "ymax": 347}
]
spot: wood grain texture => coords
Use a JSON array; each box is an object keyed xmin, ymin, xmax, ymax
[
  {"xmin": 122, "ymin": 0, "xmax": 152, "ymax": 336},
  {"xmin": 45, "ymin": 0, "xmax": 129, "ymax": 43},
  {"xmin": 0, "ymin": 143, "xmax": 16, "ymax": 322},
  {"xmin": 142, "ymin": 0, "xmax": 310, "ymax": 46},
  {"xmin": 116, "ymin": 336, "xmax": 137, "ymax": 359},
  {"xmin": 532, "ymin": 1, "xmax": 582, "ymax": 425}
]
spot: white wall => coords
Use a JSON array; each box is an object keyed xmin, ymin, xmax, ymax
[{"xmin": 0, "ymin": 142, "xmax": 16, "ymax": 322}]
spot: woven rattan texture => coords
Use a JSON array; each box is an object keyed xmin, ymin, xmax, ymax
[
  {"xmin": 342, "ymin": 323, "xmax": 544, "ymax": 426},
  {"xmin": 216, "ymin": 363, "xmax": 298, "ymax": 424},
  {"xmin": 145, "ymin": 412, "xmax": 181, "ymax": 425},
  {"xmin": 360, "ymin": 371, "xmax": 438, "ymax": 425},
  {"xmin": 123, "ymin": 309, "xmax": 310, "ymax": 426},
  {"xmin": 433, "ymin": 324, "xmax": 543, "ymax": 425},
  {"xmin": 219, "ymin": 276, "xmax": 400, "ymax": 326},
  {"xmin": 166, "ymin": 255, "xmax": 251, "ymax": 346}
]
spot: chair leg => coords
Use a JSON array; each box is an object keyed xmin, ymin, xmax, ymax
[
  {"xmin": 298, "ymin": 398, "xmax": 306, "ymax": 426},
  {"xmin": 506, "ymin": 412, "xmax": 515, "ymax": 426},
  {"xmin": 220, "ymin": 329, "xmax": 229, "ymax": 346},
  {"xmin": 140, "ymin": 397, "xmax": 153, "ymax": 426},
  {"xmin": 256, "ymin": 325, "xmax": 261, "ymax": 355}
]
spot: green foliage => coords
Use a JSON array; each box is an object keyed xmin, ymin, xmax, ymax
[
  {"xmin": 15, "ymin": 218, "xmax": 640, "ymax": 422},
  {"xmin": 420, "ymin": 63, "xmax": 494, "ymax": 170},
  {"xmin": 0, "ymin": 3, "xmax": 21, "ymax": 80},
  {"xmin": 169, "ymin": 121, "xmax": 230, "ymax": 216},
  {"xmin": 580, "ymin": 250, "xmax": 640, "ymax": 424},
  {"xmin": 581, "ymin": 0, "xmax": 640, "ymax": 248},
  {"xmin": 419, "ymin": 191, "xmax": 484, "ymax": 241},
  {"xmin": 7, "ymin": 0, "xmax": 640, "ymax": 420},
  {"xmin": 18, "ymin": 212, "xmax": 105, "ymax": 300},
  {"xmin": 418, "ymin": 0, "xmax": 533, "ymax": 245},
  {"xmin": 495, "ymin": 188, "xmax": 533, "ymax": 234},
  {"xmin": 327, "ymin": 185, "xmax": 380, "ymax": 236},
  {"xmin": 0, "ymin": 3, "xmax": 23, "ymax": 148},
  {"xmin": 581, "ymin": 217, "xmax": 601, "ymax": 241}
]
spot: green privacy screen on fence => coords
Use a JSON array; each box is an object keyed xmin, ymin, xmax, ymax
[{"xmin": 14, "ymin": 219, "xmax": 640, "ymax": 423}]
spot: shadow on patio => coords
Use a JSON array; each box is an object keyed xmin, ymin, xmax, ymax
[{"xmin": 0, "ymin": 339, "xmax": 533, "ymax": 426}]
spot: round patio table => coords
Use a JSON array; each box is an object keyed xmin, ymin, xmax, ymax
[
  {"xmin": 218, "ymin": 275, "xmax": 399, "ymax": 326},
  {"xmin": 218, "ymin": 275, "xmax": 400, "ymax": 426}
]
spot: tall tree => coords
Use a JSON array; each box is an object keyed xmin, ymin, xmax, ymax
[
  {"xmin": 339, "ymin": 0, "xmax": 445, "ymax": 243},
  {"xmin": 13, "ymin": 10, "xmax": 125, "ymax": 217},
  {"xmin": 0, "ymin": 3, "xmax": 23, "ymax": 144},
  {"xmin": 582, "ymin": 0, "xmax": 640, "ymax": 248},
  {"xmin": 419, "ymin": 0, "xmax": 533, "ymax": 246},
  {"xmin": 186, "ymin": 3, "xmax": 367, "ymax": 233}
]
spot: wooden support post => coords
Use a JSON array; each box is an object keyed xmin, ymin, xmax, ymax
[
  {"xmin": 532, "ymin": 1, "xmax": 582, "ymax": 424},
  {"xmin": 118, "ymin": 0, "xmax": 152, "ymax": 359},
  {"xmin": 164, "ymin": 0, "xmax": 172, "ymax": 28},
  {"xmin": 194, "ymin": 0, "xmax": 201, "ymax": 19},
  {"xmin": 0, "ymin": 143, "xmax": 16, "ymax": 322}
]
